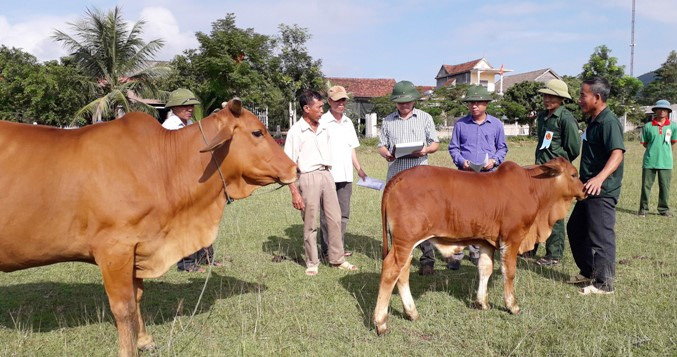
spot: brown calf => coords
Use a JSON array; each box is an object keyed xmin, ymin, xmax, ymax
[{"xmin": 373, "ymin": 158, "xmax": 585, "ymax": 335}]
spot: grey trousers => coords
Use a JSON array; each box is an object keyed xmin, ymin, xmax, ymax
[
  {"xmin": 319, "ymin": 182, "xmax": 352, "ymax": 256},
  {"xmin": 298, "ymin": 170, "xmax": 345, "ymax": 268}
]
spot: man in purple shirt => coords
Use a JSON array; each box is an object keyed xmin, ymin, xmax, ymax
[{"xmin": 446, "ymin": 85, "xmax": 508, "ymax": 269}]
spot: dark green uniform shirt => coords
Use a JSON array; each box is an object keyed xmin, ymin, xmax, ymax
[
  {"xmin": 534, "ymin": 106, "xmax": 581, "ymax": 164},
  {"xmin": 580, "ymin": 107, "xmax": 625, "ymax": 198}
]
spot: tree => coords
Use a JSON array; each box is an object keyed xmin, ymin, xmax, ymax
[
  {"xmin": 53, "ymin": 6, "xmax": 168, "ymax": 123},
  {"xmin": 579, "ymin": 45, "xmax": 643, "ymax": 122},
  {"xmin": 640, "ymin": 50, "xmax": 677, "ymax": 104},
  {"xmin": 497, "ymin": 81, "xmax": 542, "ymax": 124},
  {"xmin": 0, "ymin": 46, "xmax": 89, "ymax": 126}
]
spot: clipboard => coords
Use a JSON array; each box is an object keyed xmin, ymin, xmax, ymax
[{"xmin": 391, "ymin": 141, "xmax": 424, "ymax": 159}]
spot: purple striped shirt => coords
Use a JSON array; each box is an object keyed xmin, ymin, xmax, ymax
[{"xmin": 448, "ymin": 114, "xmax": 508, "ymax": 169}]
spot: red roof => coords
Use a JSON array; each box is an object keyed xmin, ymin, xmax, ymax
[
  {"xmin": 326, "ymin": 77, "xmax": 396, "ymax": 98},
  {"xmin": 439, "ymin": 58, "xmax": 483, "ymax": 78}
]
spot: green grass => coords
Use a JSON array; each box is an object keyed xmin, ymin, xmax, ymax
[{"xmin": 1, "ymin": 139, "xmax": 676, "ymax": 356}]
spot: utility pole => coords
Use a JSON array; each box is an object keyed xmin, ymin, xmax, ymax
[{"xmin": 630, "ymin": 0, "xmax": 636, "ymax": 76}]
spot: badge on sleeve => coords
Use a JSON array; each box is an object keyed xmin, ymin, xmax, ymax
[
  {"xmin": 539, "ymin": 131, "xmax": 554, "ymax": 150},
  {"xmin": 666, "ymin": 128, "xmax": 672, "ymax": 144}
]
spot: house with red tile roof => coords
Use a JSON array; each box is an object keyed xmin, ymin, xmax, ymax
[
  {"xmin": 325, "ymin": 77, "xmax": 396, "ymax": 118},
  {"xmin": 435, "ymin": 58, "xmax": 512, "ymax": 92}
]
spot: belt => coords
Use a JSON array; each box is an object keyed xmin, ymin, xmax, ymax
[{"xmin": 317, "ymin": 165, "xmax": 330, "ymax": 171}]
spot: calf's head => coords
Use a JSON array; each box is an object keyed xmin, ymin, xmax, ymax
[
  {"xmin": 200, "ymin": 98, "xmax": 297, "ymax": 199},
  {"xmin": 537, "ymin": 157, "xmax": 587, "ymax": 201}
]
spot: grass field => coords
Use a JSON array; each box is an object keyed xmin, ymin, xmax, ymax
[{"xmin": 1, "ymin": 138, "xmax": 675, "ymax": 356}]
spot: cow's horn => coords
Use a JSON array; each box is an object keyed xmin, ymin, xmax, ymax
[{"xmin": 228, "ymin": 97, "xmax": 242, "ymax": 116}]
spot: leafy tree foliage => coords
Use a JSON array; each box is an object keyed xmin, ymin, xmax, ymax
[
  {"xmin": 579, "ymin": 45, "xmax": 643, "ymax": 123},
  {"xmin": 497, "ymin": 81, "xmax": 542, "ymax": 124},
  {"xmin": 640, "ymin": 50, "xmax": 677, "ymax": 104},
  {"xmin": 158, "ymin": 14, "xmax": 323, "ymax": 128},
  {"xmin": 0, "ymin": 46, "xmax": 89, "ymax": 126},
  {"xmin": 53, "ymin": 6, "xmax": 168, "ymax": 123}
]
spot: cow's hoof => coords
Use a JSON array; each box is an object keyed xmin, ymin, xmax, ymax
[
  {"xmin": 405, "ymin": 310, "xmax": 420, "ymax": 321},
  {"xmin": 375, "ymin": 322, "xmax": 388, "ymax": 336},
  {"xmin": 508, "ymin": 305, "xmax": 521, "ymax": 315},
  {"xmin": 137, "ymin": 335, "xmax": 156, "ymax": 351},
  {"xmin": 473, "ymin": 301, "xmax": 491, "ymax": 311}
]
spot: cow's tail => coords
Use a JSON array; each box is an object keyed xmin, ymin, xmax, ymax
[{"xmin": 381, "ymin": 192, "xmax": 389, "ymax": 260}]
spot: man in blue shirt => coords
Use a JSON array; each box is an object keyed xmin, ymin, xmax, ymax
[{"xmin": 447, "ymin": 85, "xmax": 508, "ymax": 269}]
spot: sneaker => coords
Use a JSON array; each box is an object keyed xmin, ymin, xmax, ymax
[
  {"xmin": 659, "ymin": 211, "xmax": 673, "ymax": 218},
  {"xmin": 578, "ymin": 285, "xmax": 614, "ymax": 295},
  {"xmin": 535, "ymin": 257, "xmax": 560, "ymax": 266},
  {"xmin": 637, "ymin": 210, "xmax": 647, "ymax": 217},
  {"xmin": 446, "ymin": 258, "xmax": 461, "ymax": 270},
  {"xmin": 418, "ymin": 265, "xmax": 435, "ymax": 276},
  {"xmin": 566, "ymin": 274, "xmax": 593, "ymax": 284}
]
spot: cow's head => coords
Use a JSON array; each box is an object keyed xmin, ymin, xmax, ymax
[
  {"xmin": 533, "ymin": 157, "xmax": 587, "ymax": 201},
  {"xmin": 199, "ymin": 98, "xmax": 297, "ymax": 199}
]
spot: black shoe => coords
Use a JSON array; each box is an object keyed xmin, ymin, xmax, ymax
[
  {"xmin": 418, "ymin": 265, "xmax": 435, "ymax": 276},
  {"xmin": 637, "ymin": 210, "xmax": 647, "ymax": 217},
  {"xmin": 446, "ymin": 259, "xmax": 461, "ymax": 270},
  {"xmin": 659, "ymin": 211, "xmax": 673, "ymax": 217}
]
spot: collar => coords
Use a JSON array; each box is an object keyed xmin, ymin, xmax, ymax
[
  {"xmin": 545, "ymin": 106, "xmax": 564, "ymax": 120},
  {"xmin": 396, "ymin": 108, "xmax": 419, "ymax": 120},
  {"xmin": 299, "ymin": 117, "xmax": 324, "ymax": 133},
  {"xmin": 464, "ymin": 113, "xmax": 494, "ymax": 125},
  {"xmin": 588, "ymin": 107, "xmax": 610, "ymax": 125},
  {"xmin": 652, "ymin": 118, "xmax": 671, "ymax": 127}
]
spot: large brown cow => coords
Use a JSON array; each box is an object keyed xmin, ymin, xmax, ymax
[
  {"xmin": 373, "ymin": 158, "xmax": 586, "ymax": 335},
  {"xmin": 0, "ymin": 99, "xmax": 297, "ymax": 356}
]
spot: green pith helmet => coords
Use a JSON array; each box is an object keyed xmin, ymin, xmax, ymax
[
  {"xmin": 462, "ymin": 85, "xmax": 494, "ymax": 102},
  {"xmin": 538, "ymin": 79, "xmax": 572, "ymax": 100},
  {"xmin": 390, "ymin": 80, "xmax": 420, "ymax": 103},
  {"xmin": 165, "ymin": 88, "xmax": 201, "ymax": 108},
  {"xmin": 652, "ymin": 99, "xmax": 672, "ymax": 113}
]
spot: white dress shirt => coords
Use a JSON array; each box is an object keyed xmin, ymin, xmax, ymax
[
  {"xmin": 162, "ymin": 112, "xmax": 193, "ymax": 130},
  {"xmin": 319, "ymin": 111, "xmax": 360, "ymax": 182},
  {"xmin": 284, "ymin": 118, "xmax": 333, "ymax": 174}
]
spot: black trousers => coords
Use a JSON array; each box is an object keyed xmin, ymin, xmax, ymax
[
  {"xmin": 567, "ymin": 197, "xmax": 617, "ymax": 290},
  {"xmin": 177, "ymin": 245, "xmax": 215, "ymax": 271}
]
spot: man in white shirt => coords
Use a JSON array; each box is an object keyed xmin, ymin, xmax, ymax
[
  {"xmin": 284, "ymin": 90, "xmax": 358, "ymax": 276},
  {"xmin": 163, "ymin": 88, "xmax": 220, "ymax": 272},
  {"xmin": 318, "ymin": 86, "xmax": 367, "ymax": 259}
]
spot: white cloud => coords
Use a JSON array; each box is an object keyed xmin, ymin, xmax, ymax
[
  {"xmin": 137, "ymin": 7, "xmax": 198, "ymax": 61},
  {"xmin": 0, "ymin": 14, "xmax": 71, "ymax": 61}
]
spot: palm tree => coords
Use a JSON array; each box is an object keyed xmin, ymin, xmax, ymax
[{"xmin": 53, "ymin": 6, "xmax": 168, "ymax": 124}]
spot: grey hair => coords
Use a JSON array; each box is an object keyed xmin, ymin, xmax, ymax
[{"xmin": 582, "ymin": 77, "xmax": 610, "ymax": 102}]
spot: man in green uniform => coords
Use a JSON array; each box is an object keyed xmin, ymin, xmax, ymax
[
  {"xmin": 638, "ymin": 99, "xmax": 676, "ymax": 217},
  {"xmin": 567, "ymin": 77, "xmax": 624, "ymax": 295},
  {"xmin": 527, "ymin": 79, "xmax": 581, "ymax": 266}
]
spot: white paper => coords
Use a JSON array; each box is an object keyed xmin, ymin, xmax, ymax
[
  {"xmin": 391, "ymin": 141, "xmax": 424, "ymax": 159},
  {"xmin": 357, "ymin": 176, "xmax": 386, "ymax": 190},
  {"xmin": 467, "ymin": 153, "xmax": 488, "ymax": 173}
]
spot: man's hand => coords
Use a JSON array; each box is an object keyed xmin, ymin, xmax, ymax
[
  {"xmin": 483, "ymin": 159, "xmax": 496, "ymax": 171},
  {"xmin": 462, "ymin": 160, "xmax": 470, "ymax": 170},
  {"xmin": 410, "ymin": 147, "xmax": 427, "ymax": 157},
  {"xmin": 357, "ymin": 168, "xmax": 367, "ymax": 181},
  {"xmin": 583, "ymin": 176, "xmax": 604, "ymax": 196},
  {"xmin": 291, "ymin": 191, "xmax": 305, "ymax": 210}
]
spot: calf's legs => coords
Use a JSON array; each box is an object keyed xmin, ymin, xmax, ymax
[
  {"xmin": 133, "ymin": 278, "xmax": 155, "ymax": 351},
  {"xmin": 474, "ymin": 243, "xmax": 495, "ymax": 310},
  {"xmin": 373, "ymin": 244, "xmax": 414, "ymax": 336},
  {"xmin": 500, "ymin": 241, "xmax": 521, "ymax": 314}
]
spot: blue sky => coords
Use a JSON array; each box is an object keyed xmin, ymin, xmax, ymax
[{"xmin": 1, "ymin": 0, "xmax": 674, "ymax": 86}]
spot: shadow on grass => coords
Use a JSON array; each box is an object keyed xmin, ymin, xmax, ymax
[
  {"xmin": 262, "ymin": 224, "xmax": 383, "ymax": 264},
  {"xmin": 338, "ymin": 264, "xmax": 489, "ymax": 330},
  {"xmin": 0, "ymin": 273, "xmax": 265, "ymax": 332}
]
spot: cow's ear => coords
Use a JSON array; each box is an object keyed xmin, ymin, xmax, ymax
[
  {"xmin": 200, "ymin": 126, "xmax": 233, "ymax": 152},
  {"xmin": 228, "ymin": 97, "xmax": 242, "ymax": 117},
  {"xmin": 539, "ymin": 163, "xmax": 563, "ymax": 177}
]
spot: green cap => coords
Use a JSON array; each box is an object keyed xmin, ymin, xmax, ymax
[
  {"xmin": 390, "ymin": 80, "xmax": 420, "ymax": 103},
  {"xmin": 462, "ymin": 85, "xmax": 493, "ymax": 102},
  {"xmin": 538, "ymin": 79, "xmax": 571, "ymax": 100},
  {"xmin": 165, "ymin": 88, "xmax": 201, "ymax": 108},
  {"xmin": 652, "ymin": 99, "xmax": 672, "ymax": 113}
]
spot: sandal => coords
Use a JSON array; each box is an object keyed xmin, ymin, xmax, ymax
[
  {"xmin": 332, "ymin": 261, "xmax": 358, "ymax": 271},
  {"xmin": 535, "ymin": 257, "xmax": 560, "ymax": 266},
  {"xmin": 305, "ymin": 266, "xmax": 318, "ymax": 276}
]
